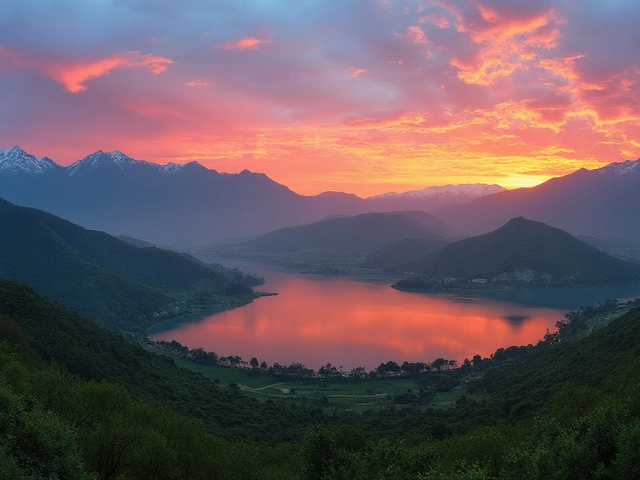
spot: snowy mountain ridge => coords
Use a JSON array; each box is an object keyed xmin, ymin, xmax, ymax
[
  {"xmin": 596, "ymin": 158, "xmax": 640, "ymax": 177},
  {"xmin": 0, "ymin": 146, "xmax": 58, "ymax": 175},
  {"xmin": 367, "ymin": 183, "xmax": 506, "ymax": 201}
]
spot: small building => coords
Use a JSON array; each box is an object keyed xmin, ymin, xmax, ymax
[{"xmin": 471, "ymin": 278, "xmax": 487, "ymax": 284}]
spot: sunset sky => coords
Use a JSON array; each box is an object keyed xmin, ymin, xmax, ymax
[{"xmin": 1, "ymin": 0, "xmax": 640, "ymax": 196}]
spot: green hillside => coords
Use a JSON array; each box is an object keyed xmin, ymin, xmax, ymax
[
  {"xmin": 0, "ymin": 279, "xmax": 319, "ymax": 442},
  {"xmin": 0, "ymin": 198, "xmax": 257, "ymax": 331},
  {"xmin": 395, "ymin": 217, "xmax": 640, "ymax": 286},
  {"xmin": 361, "ymin": 238, "xmax": 449, "ymax": 269}
]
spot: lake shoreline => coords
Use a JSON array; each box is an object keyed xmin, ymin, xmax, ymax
[{"xmin": 146, "ymin": 291, "xmax": 276, "ymax": 335}]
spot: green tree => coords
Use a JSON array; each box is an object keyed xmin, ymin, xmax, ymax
[{"xmin": 301, "ymin": 424, "xmax": 337, "ymax": 480}]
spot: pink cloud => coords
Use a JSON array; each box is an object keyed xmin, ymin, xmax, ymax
[
  {"xmin": 418, "ymin": 12, "xmax": 451, "ymax": 28},
  {"xmin": 217, "ymin": 37, "xmax": 272, "ymax": 51},
  {"xmin": 185, "ymin": 78, "xmax": 214, "ymax": 87},
  {"xmin": 403, "ymin": 25, "xmax": 428, "ymax": 44},
  {"xmin": 49, "ymin": 52, "xmax": 172, "ymax": 92}
]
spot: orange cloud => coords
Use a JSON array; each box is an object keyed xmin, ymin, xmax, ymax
[
  {"xmin": 346, "ymin": 67, "xmax": 368, "ymax": 78},
  {"xmin": 540, "ymin": 55, "xmax": 605, "ymax": 92},
  {"xmin": 450, "ymin": 5, "xmax": 562, "ymax": 86},
  {"xmin": 217, "ymin": 37, "xmax": 272, "ymax": 51},
  {"xmin": 47, "ymin": 51, "xmax": 172, "ymax": 92}
]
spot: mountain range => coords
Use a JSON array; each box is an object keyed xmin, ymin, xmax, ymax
[
  {"xmin": 0, "ymin": 146, "xmax": 506, "ymax": 246},
  {"xmin": 366, "ymin": 183, "xmax": 505, "ymax": 212},
  {"xmin": 3, "ymin": 145, "xmax": 640, "ymax": 246}
]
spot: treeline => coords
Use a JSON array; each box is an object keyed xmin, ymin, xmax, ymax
[
  {"xmin": 152, "ymin": 339, "xmax": 460, "ymax": 379},
  {"xmin": 555, "ymin": 298, "xmax": 640, "ymax": 341}
]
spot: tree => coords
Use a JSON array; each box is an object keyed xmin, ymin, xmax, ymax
[
  {"xmin": 301, "ymin": 425, "xmax": 337, "ymax": 480},
  {"xmin": 472, "ymin": 354, "xmax": 483, "ymax": 367},
  {"xmin": 250, "ymin": 357, "xmax": 259, "ymax": 369},
  {"xmin": 461, "ymin": 358, "xmax": 472, "ymax": 374}
]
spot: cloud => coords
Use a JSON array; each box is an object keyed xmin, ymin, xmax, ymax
[
  {"xmin": 418, "ymin": 12, "xmax": 451, "ymax": 29},
  {"xmin": 217, "ymin": 37, "xmax": 272, "ymax": 51},
  {"xmin": 346, "ymin": 67, "xmax": 368, "ymax": 78},
  {"xmin": 49, "ymin": 52, "xmax": 173, "ymax": 92},
  {"xmin": 396, "ymin": 25, "xmax": 428, "ymax": 45},
  {"xmin": 185, "ymin": 78, "xmax": 214, "ymax": 87},
  {"xmin": 0, "ymin": 47, "xmax": 173, "ymax": 92}
]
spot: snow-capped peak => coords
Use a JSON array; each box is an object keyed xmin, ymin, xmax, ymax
[
  {"xmin": 367, "ymin": 183, "xmax": 505, "ymax": 201},
  {"xmin": 67, "ymin": 150, "xmax": 142, "ymax": 176},
  {"xmin": 160, "ymin": 160, "xmax": 207, "ymax": 175},
  {"xmin": 162, "ymin": 162, "xmax": 184, "ymax": 174},
  {"xmin": 0, "ymin": 145, "xmax": 58, "ymax": 175},
  {"xmin": 596, "ymin": 158, "xmax": 640, "ymax": 177}
]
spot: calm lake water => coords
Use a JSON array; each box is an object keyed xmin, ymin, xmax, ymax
[{"xmin": 149, "ymin": 261, "xmax": 640, "ymax": 370}]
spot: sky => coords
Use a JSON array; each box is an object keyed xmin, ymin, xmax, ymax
[{"xmin": 1, "ymin": 0, "xmax": 640, "ymax": 197}]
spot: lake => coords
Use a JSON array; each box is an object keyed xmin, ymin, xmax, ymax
[{"xmin": 149, "ymin": 261, "xmax": 640, "ymax": 370}]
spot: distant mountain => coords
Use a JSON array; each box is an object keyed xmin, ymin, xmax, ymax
[
  {"xmin": 0, "ymin": 198, "xmax": 255, "ymax": 331},
  {"xmin": 436, "ymin": 159, "xmax": 640, "ymax": 238},
  {"xmin": 0, "ymin": 146, "xmax": 60, "ymax": 175},
  {"xmin": 395, "ymin": 217, "xmax": 640, "ymax": 286},
  {"xmin": 367, "ymin": 184, "xmax": 505, "ymax": 212},
  {"xmin": 241, "ymin": 211, "xmax": 458, "ymax": 262},
  {"xmin": 0, "ymin": 146, "xmax": 502, "ymax": 246},
  {"xmin": 361, "ymin": 238, "xmax": 450, "ymax": 269}
]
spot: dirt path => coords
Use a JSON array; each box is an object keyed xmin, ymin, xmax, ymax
[{"xmin": 239, "ymin": 382, "xmax": 286, "ymax": 392}]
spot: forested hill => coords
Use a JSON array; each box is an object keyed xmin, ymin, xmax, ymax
[
  {"xmin": 396, "ymin": 217, "xmax": 640, "ymax": 286},
  {"xmin": 244, "ymin": 211, "xmax": 457, "ymax": 257},
  {"xmin": 0, "ymin": 197, "xmax": 257, "ymax": 331}
]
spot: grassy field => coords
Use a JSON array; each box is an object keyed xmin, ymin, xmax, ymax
[{"xmin": 159, "ymin": 353, "xmax": 488, "ymax": 411}]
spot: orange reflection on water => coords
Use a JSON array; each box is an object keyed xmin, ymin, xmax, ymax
[{"xmin": 150, "ymin": 269, "xmax": 561, "ymax": 370}]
